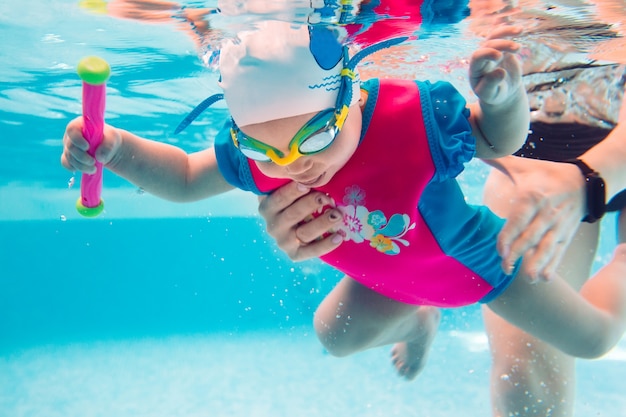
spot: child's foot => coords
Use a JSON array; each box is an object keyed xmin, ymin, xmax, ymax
[{"xmin": 390, "ymin": 306, "xmax": 441, "ymax": 380}]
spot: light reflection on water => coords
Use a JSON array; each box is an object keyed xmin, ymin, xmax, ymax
[{"xmin": 2, "ymin": 0, "xmax": 625, "ymax": 188}]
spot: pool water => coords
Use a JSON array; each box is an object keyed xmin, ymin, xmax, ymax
[
  {"xmin": 1, "ymin": 1, "xmax": 625, "ymax": 416},
  {"xmin": 1, "ymin": 215, "xmax": 625, "ymax": 416}
]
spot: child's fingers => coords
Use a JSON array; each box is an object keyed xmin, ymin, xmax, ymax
[
  {"xmin": 481, "ymin": 38, "xmax": 520, "ymax": 53},
  {"xmin": 485, "ymin": 25, "xmax": 523, "ymax": 40},
  {"xmin": 61, "ymin": 118, "xmax": 121, "ymax": 172},
  {"xmin": 61, "ymin": 146, "xmax": 96, "ymax": 174},
  {"xmin": 63, "ymin": 118, "xmax": 90, "ymax": 151},
  {"xmin": 61, "ymin": 125, "xmax": 97, "ymax": 173},
  {"xmin": 469, "ymin": 49, "xmax": 502, "ymax": 82},
  {"xmin": 470, "ymin": 48, "xmax": 522, "ymax": 104},
  {"xmin": 473, "ymin": 69, "xmax": 507, "ymax": 102}
]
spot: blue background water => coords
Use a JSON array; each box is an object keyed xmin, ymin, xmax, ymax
[{"xmin": 1, "ymin": 1, "xmax": 624, "ymax": 416}]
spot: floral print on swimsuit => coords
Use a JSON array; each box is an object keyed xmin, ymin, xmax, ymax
[{"xmin": 334, "ymin": 185, "xmax": 416, "ymax": 255}]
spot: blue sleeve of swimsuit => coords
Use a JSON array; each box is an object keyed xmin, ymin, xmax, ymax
[
  {"xmin": 213, "ymin": 120, "xmax": 263, "ymax": 194},
  {"xmin": 417, "ymin": 80, "xmax": 475, "ymax": 182}
]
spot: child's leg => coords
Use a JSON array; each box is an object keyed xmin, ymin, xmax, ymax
[
  {"xmin": 487, "ymin": 243, "xmax": 626, "ymax": 359},
  {"xmin": 314, "ymin": 276, "xmax": 440, "ymax": 380}
]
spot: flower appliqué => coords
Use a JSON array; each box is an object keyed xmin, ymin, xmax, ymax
[{"xmin": 336, "ymin": 185, "xmax": 415, "ymax": 255}]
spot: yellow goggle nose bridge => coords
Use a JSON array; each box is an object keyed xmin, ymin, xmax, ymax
[{"xmin": 266, "ymin": 143, "xmax": 303, "ymax": 166}]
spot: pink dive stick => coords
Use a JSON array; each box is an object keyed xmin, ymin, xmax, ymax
[{"xmin": 76, "ymin": 56, "xmax": 110, "ymax": 217}]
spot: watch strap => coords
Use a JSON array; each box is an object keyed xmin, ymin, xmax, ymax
[{"xmin": 563, "ymin": 158, "xmax": 606, "ymax": 223}]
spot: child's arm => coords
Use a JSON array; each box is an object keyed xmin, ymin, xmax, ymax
[
  {"xmin": 467, "ymin": 38, "xmax": 530, "ymax": 159},
  {"xmin": 61, "ymin": 117, "xmax": 234, "ymax": 202}
]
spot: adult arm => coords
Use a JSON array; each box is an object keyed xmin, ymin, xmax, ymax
[{"xmin": 491, "ymin": 98, "xmax": 626, "ymax": 279}]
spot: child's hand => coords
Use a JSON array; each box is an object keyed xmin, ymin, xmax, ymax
[
  {"xmin": 60, "ymin": 117, "xmax": 122, "ymax": 174},
  {"xmin": 469, "ymin": 37, "xmax": 523, "ymax": 106}
]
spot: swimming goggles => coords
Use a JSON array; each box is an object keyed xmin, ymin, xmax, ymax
[{"xmin": 231, "ymin": 107, "xmax": 343, "ymax": 165}]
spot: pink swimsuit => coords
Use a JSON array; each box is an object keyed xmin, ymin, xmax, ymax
[{"xmin": 215, "ymin": 78, "xmax": 516, "ymax": 307}]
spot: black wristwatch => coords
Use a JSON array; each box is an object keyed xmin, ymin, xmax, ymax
[{"xmin": 563, "ymin": 158, "xmax": 606, "ymax": 223}]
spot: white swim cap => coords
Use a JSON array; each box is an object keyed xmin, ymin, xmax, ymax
[{"xmin": 218, "ymin": 20, "xmax": 360, "ymax": 127}]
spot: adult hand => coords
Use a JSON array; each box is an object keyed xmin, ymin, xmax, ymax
[
  {"xmin": 487, "ymin": 156, "xmax": 586, "ymax": 281},
  {"xmin": 258, "ymin": 182, "xmax": 344, "ymax": 261}
]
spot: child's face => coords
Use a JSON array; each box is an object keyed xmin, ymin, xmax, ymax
[{"xmin": 240, "ymin": 103, "xmax": 362, "ymax": 188}]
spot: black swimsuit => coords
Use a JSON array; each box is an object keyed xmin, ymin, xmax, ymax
[{"xmin": 515, "ymin": 121, "xmax": 625, "ymax": 211}]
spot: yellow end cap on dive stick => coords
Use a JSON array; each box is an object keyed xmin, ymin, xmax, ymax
[
  {"xmin": 77, "ymin": 56, "xmax": 111, "ymax": 85},
  {"xmin": 76, "ymin": 197, "xmax": 105, "ymax": 217}
]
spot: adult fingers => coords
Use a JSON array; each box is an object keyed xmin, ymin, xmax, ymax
[
  {"xmin": 269, "ymin": 209, "xmax": 343, "ymax": 262},
  {"xmin": 499, "ymin": 193, "xmax": 577, "ymax": 275},
  {"xmin": 258, "ymin": 182, "xmax": 341, "ymax": 261},
  {"xmin": 290, "ymin": 231, "xmax": 343, "ymax": 262},
  {"xmin": 295, "ymin": 206, "xmax": 342, "ymax": 244},
  {"xmin": 497, "ymin": 192, "xmax": 548, "ymax": 270},
  {"xmin": 258, "ymin": 181, "xmax": 313, "ymax": 221},
  {"xmin": 517, "ymin": 207, "xmax": 579, "ymax": 281},
  {"xmin": 519, "ymin": 230, "xmax": 568, "ymax": 282},
  {"xmin": 260, "ymin": 188, "xmax": 332, "ymax": 239}
]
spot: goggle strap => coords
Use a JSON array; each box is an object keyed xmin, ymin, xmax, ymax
[
  {"xmin": 340, "ymin": 68, "xmax": 356, "ymax": 79},
  {"xmin": 334, "ymin": 36, "xmax": 408, "ymax": 111},
  {"xmin": 338, "ymin": 0, "xmax": 354, "ymax": 25},
  {"xmin": 230, "ymin": 127, "xmax": 238, "ymax": 147},
  {"xmin": 335, "ymin": 105, "xmax": 350, "ymax": 129},
  {"xmin": 174, "ymin": 93, "xmax": 224, "ymax": 134},
  {"xmin": 347, "ymin": 37, "xmax": 409, "ymax": 72}
]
